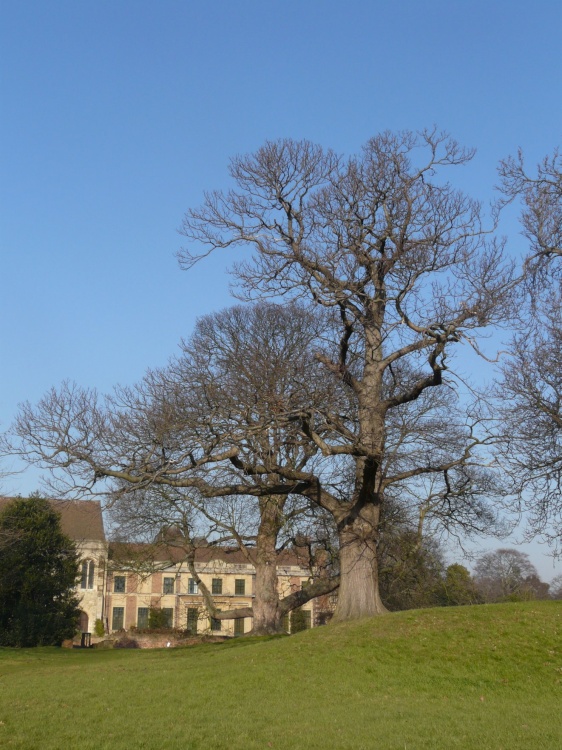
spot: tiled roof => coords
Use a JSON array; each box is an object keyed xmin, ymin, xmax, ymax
[
  {"xmin": 108, "ymin": 541, "xmax": 311, "ymax": 568},
  {"xmin": 0, "ymin": 497, "xmax": 106, "ymax": 543}
]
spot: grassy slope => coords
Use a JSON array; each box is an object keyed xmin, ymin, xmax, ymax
[{"xmin": 0, "ymin": 602, "xmax": 560, "ymax": 750}]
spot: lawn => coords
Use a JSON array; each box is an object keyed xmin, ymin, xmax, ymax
[{"xmin": 0, "ymin": 601, "xmax": 560, "ymax": 749}]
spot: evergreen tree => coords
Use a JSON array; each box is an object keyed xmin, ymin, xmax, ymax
[
  {"xmin": 436, "ymin": 564, "xmax": 482, "ymax": 606},
  {"xmin": 0, "ymin": 497, "xmax": 80, "ymax": 646}
]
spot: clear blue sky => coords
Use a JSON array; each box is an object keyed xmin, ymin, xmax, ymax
[{"xmin": 1, "ymin": 1, "xmax": 561, "ymax": 577}]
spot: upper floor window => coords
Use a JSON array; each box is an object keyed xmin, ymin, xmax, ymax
[
  {"xmin": 188, "ymin": 578, "xmax": 198, "ymax": 594},
  {"xmin": 113, "ymin": 575, "xmax": 126, "ymax": 593},
  {"xmin": 163, "ymin": 577, "xmax": 175, "ymax": 595},
  {"xmin": 80, "ymin": 560, "xmax": 95, "ymax": 590},
  {"xmin": 211, "ymin": 578, "xmax": 223, "ymax": 595},
  {"xmin": 235, "ymin": 579, "xmax": 245, "ymax": 596}
]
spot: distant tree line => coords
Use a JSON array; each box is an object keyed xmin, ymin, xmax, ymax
[{"xmin": 379, "ymin": 537, "xmax": 559, "ymax": 611}]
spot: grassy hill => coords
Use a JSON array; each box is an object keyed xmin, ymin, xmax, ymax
[{"xmin": 0, "ymin": 601, "xmax": 560, "ymax": 749}]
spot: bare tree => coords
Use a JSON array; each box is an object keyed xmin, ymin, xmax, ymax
[
  {"xmin": 549, "ymin": 573, "xmax": 562, "ymax": 600},
  {"xmin": 497, "ymin": 306, "xmax": 562, "ymax": 545},
  {"xmin": 496, "ymin": 149, "xmax": 562, "ymax": 548},
  {"xmin": 473, "ymin": 548, "xmax": 548, "ymax": 602},
  {"xmin": 498, "ymin": 149, "xmax": 561, "ymax": 277},
  {"xmin": 5, "ymin": 302, "xmax": 340, "ymax": 634},
  {"xmin": 177, "ymin": 129, "xmax": 516, "ymax": 620}
]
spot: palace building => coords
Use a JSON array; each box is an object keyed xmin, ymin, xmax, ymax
[{"xmin": 0, "ymin": 498, "xmax": 321, "ymax": 636}]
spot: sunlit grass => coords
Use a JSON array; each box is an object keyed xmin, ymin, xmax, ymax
[{"xmin": 0, "ymin": 601, "xmax": 560, "ymax": 749}]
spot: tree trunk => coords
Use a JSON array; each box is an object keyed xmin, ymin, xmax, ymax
[
  {"xmin": 250, "ymin": 497, "xmax": 285, "ymax": 635},
  {"xmin": 332, "ymin": 504, "xmax": 387, "ymax": 621},
  {"xmin": 252, "ymin": 553, "xmax": 284, "ymax": 634}
]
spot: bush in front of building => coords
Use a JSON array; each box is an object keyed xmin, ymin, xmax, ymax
[
  {"xmin": 113, "ymin": 635, "xmax": 139, "ymax": 648},
  {"xmin": 147, "ymin": 606, "xmax": 173, "ymax": 629}
]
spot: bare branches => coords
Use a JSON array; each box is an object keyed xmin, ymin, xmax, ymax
[
  {"xmin": 496, "ymin": 299, "xmax": 562, "ymax": 547},
  {"xmin": 494, "ymin": 147, "xmax": 562, "ymax": 548},
  {"xmin": 498, "ymin": 148, "xmax": 562, "ymax": 281},
  {"xmin": 6, "ymin": 129, "xmax": 520, "ymax": 621}
]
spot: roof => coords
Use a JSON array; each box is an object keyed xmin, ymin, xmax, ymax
[
  {"xmin": 108, "ymin": 541, "xmax": 311, "ymax": 569},
  {"xmin": 0, "ymin": 497, "xmax": 106, "ymax": 543}
]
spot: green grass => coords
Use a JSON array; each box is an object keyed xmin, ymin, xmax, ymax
[{"xmin": 0, "ymin": 602, "xmax": 560, "ymax": 749}]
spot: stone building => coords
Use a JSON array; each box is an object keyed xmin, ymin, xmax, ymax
[
  {"xmin": 106, "ymin": 543, "xmax": 315, "ymax": 636},
  {"xmin": 0, "ymin": 497, "xmax": 320, "ymax": 636}
]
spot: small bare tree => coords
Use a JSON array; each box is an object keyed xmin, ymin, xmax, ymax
[
  {"xmin": 473, "ymin": 548, "xmax": 548, "ymax": 602},
  {"xmin": 549, "ymin": 573, "xmax": 562, "ymax": 600}
]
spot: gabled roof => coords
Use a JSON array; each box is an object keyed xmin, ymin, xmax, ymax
[{"xmin": 0, "ymin": 497, "xmax": 106, "ymax": 543}]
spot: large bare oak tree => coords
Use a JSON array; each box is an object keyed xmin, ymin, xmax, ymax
[{"xmin": 177, "ymin": 129, "xmax": 515, "ymax": 619}]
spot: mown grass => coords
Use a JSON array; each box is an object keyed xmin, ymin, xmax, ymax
[{"xmin": 0, "ymin": 601, "xmax": 560, "ymax": 749}]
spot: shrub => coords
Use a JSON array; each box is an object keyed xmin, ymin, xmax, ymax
[
  {"xmin": 94, "ymin": 618, "xmax": 105, "ymax": 637},
  {"xmin": 148, "ymin": 606, "xmax": 173, "ymax": 629},
  {"xmin": 113, "ymin": 635, "xmax": 139, "ymax": 649}
]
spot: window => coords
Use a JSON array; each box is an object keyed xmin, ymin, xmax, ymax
[
  {"xmin": 163, "ymin": 577, "xmax": 175, "ymax": 595},
  {"xmin": 162, "ymin": 608, "xmax": 174, "ymax": 628},
  {"xmin": 113, "ymin": 575, "xmax": 126, "ymax": 593},
  {"xmin": 211, "ymin": 578, "xmax": 222, "ymax": 595},
  {"xmin": 210, "ymin": 611, "xmax": 222, "ymax": 631},
  {"xmin": 187, "ymin": 608, "xmax": 198, "ymax": 634},
  {"xmin": 137, "ymin": 607, "xmax": 149, "ymax": 629},
  {"xmin": 112, "ymin": 607, "xmax": 124, "ymax": 631},
  {"xmin": 80, "ymin": 560, "xmax": 95, "ymax": 590},
  {"xmin": 234, "ymin": 579, "xmax": 245, "ymax": 596},
  {"xmin": 234, "ymin": 618, "xmax": 245, "ymax": 636},
  {"xmin": 188, "ymin": 578, "xmax": 198, "ymax": 594}
]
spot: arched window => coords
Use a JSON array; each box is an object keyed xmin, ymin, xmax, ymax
[{"xmin": 80, "ymin": 560, "xmax": 95, "ymax": 590}]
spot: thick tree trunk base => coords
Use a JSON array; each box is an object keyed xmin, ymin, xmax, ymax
[
  {"xmin": 249, "ymin": 621, "xmax": 285, "ymax": 637},
  {"xmin": 333, "ymin": 516, "xmax": 387, "ymax": 622}
]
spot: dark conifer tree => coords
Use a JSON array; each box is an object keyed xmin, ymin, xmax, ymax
[{"xmin": 0, "ymin": 497, "xmax": 80, "ymax": 646}]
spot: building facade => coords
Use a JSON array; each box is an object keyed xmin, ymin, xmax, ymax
[
  {"xmin": 0, "ymin": 498, "xmax": 319, "ymax": 636},
  {"xmin": 106, "ymin": 545, "xmax": 315, "ymax": 636}
]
